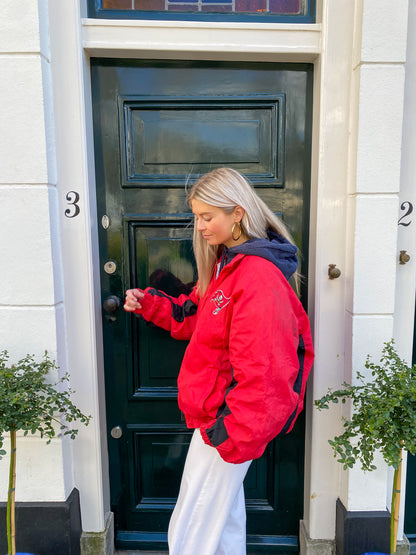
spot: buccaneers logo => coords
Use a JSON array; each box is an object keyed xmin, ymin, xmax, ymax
[{"xmin": 210, "ymin": 290, "xmax": 231, "ymax": 315}]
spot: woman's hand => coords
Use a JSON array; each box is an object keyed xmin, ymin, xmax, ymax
[{"xmin": 124, "ymin": 289, "xmax": 145, "ymax": 312}]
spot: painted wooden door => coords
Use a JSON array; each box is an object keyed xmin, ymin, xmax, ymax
[
  {"xmin": 91, "ymin": 59, "xmax": 312, "ymax": 553},
  {"xmin": 404, "ymin": 303, "xmax": 416, "ymax": 549}
]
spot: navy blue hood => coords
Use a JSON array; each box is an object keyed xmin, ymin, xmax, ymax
[{"xmin": 219, "ymin": 230, "xmax": 298, "ymax": 281}]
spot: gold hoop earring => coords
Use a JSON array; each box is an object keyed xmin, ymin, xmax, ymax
[{"xmin": 232, "ymin": 222, "xmax": 242, "ymax": 241}]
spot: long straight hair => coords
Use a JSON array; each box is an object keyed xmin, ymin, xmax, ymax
[{"xmin": 187, "ymin": 167, "xmax": 298, "ymax": 296}]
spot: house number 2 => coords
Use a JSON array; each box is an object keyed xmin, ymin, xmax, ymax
[
  {"xmin": 398, "ymin": 201, "xmax": 413, "ymax": 227},
  {"xmin": 65, "ymin": 191, "xmax": 80, "ymax": 218}
]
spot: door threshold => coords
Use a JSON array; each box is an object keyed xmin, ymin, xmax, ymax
[{"xmin": 116, "ymin": 531, "xmax": 299, "ymax": 553}]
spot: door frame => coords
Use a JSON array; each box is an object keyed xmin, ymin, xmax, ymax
[{"xmin": 48, "ymin": 0, "xmax": 387, "ymax": 545}]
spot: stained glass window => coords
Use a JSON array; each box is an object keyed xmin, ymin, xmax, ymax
[{"xmin": 89, "ymin": 0, "xmax": 315, "ymax": 22}]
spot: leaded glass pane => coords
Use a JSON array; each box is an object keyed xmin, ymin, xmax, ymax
[{"xmin": 93, "ymin": 0, "xmax": 314, "ymax": 20}]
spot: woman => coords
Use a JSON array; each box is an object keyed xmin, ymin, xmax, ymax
[{"xmin": 124, "ymin": 167, "xmax": 314, "ymax": 555}]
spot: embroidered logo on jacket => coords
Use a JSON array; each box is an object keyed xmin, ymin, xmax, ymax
[{"xmin": 210, "ymin": 290, "xmax": 231, "ymax": 315}]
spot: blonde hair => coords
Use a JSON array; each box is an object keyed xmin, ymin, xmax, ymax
[{"xmin": 187, "ymin": 167, "xmax": 298, "ymax": 296}]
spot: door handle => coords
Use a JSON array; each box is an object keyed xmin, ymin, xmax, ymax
[{"xmin": 103, "ymin": 295, "xmax": 121, "ymax": 313}]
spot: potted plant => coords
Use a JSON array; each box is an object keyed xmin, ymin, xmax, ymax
[
  {"xmin": 0, "ymin": 351, "xmax": 91, "ymax": 555},
  {"xmin": 315, "ymin": 340, "xmax": 416, "ymax": 555}
]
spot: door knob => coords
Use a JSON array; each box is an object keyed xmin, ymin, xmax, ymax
[
  {"xmin": 103, "ymin": 295, "xmax": 121, "ymax": 313},
  {"xmin": 399, "ymin": 250, "xmax": 410, "ymax": 265},
  {"xmin": 328, "ymin": 264, "xmax": 341, "ymax": 279}
]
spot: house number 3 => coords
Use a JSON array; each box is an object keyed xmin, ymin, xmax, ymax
[{"xmin": 65, "ymin": 191, "xmax": 80, "ymax": 218}]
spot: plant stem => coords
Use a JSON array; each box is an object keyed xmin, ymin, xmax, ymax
[
  {"xmin": 7, "ymin": 430, "xmax": 16, "ymax": 555},
  {"xmin": 390, "ymin": 450, "xmax": 402, "ymax": 555}
]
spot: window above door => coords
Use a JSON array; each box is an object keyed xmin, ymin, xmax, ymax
[{"xmin": 88, "ymin": 0, "xmax": 316, "ymax": 23}]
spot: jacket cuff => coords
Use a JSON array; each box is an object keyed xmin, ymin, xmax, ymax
[
  {"xmin": 199, "ymin": 426, "xmax": 213, "ymax": 448},
  {"xmin": 133, "ymin": 291, "xmax": 154, "ymax": 317},
  {"xmin": 200, "ymin": 426, "xmax": 236, "ymax": 463}
]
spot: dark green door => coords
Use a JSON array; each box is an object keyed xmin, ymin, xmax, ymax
[
  {"xmin": 404, "ymin": 302, "xmax": 416, "ymax": 548},
  {"xmin": 91, "ymin": 59, "xmax": 312, "ymax": 553}
]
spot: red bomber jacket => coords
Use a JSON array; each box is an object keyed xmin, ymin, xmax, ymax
[{"xmin": 134, "ymin": 252, "xmax": 314, "ymax": 464}]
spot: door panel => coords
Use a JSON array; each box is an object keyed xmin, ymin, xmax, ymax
[
  {"xmin": 127, "ymin": 217, "xmax": 196, "ymax": 392},
  {"xmin": 92, "ymin": 59, "xmax": 312, "ymax": 552},
  {"xmin": 119, "ymin": 96, "xmax": 285, "ymax": 186}
]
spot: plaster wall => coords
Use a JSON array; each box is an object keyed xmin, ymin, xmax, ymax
[
  {"xmin": 0, "ymin": 0, "xmax": 73, "ymax": 502},
  {"xmin": 393, "ymin": 0, "xmax": 416, "ymax": 377},
  {"xmin": 340, "ymin": 0, "xmax": 409, "ymax": 516},
  {"xmin": 48, "ymin": 0, "xmax": 111, "ymax": 533},
  {"xmin": 304, "ymin": 0, "xmax": 355, "ymax": 541}
]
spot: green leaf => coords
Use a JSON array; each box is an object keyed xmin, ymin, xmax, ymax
[
  {"xmin": 314, "ymin": 340, "xmax": 416, "ymax": 471},
  {"xmin": 0, "ymin": 351, "xmax": 91, "ymax": 457}
]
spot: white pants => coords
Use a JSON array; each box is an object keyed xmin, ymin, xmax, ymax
[{"xmin": 168, "ymin": 428, "xmax": 251, "ymax": 555}]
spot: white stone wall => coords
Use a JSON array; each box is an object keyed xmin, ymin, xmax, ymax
[
  {"xmin": 0, "ymin": 0, "xmax": 70, "ymax": 503},
  {"xmin": 394, "ymin": 0, "xmax": 416, "ymax": 541},
  {"xmin": 394, "ymin": 1, "xmax": 416, "ymax": 375},
  {"xmin": 341, "ymin": 0, "xmax": 409, "ymax": 514},
  {"xmin": 303, "ymin": 0, "xmax": 415, "ymax": 544}
]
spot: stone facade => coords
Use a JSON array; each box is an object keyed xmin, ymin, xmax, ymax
[{"xmin": 0, "ymin": 0, "xmax": 415, "ymax": 553}]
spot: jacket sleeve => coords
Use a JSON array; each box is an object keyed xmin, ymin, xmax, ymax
[
  {"xmin": 134, "ymin": 286, "xmax": 199, "ymax": 341},
  {"xmin": 199, "ymin": 270, "xmax": 313, "ymax": 464}
]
